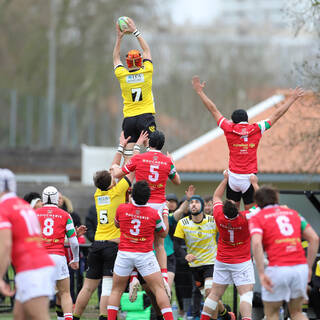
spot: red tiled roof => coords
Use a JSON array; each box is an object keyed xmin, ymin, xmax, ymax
[{"xmin": 175, "ymin": 91, "xmax": 320, "ymax": 174}]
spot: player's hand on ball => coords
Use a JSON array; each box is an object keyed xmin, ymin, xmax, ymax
[
  {"xmin": 116, "ymin": 22, "xmax": 125, "ymax": 38},
  {"xmin": 125, "ymin": 17, "xmax": 137, "ymax": 33}
]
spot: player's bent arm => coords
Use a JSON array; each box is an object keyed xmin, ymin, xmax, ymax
[
  {"xmin": 68, "ymin": 236, "xmax": 80, "ymax": 263},
  {"xmin": 171, "ymin": 172, "xmax": 181, "ymax": 185},
  {"xmin": 302, "ymin": 226, "xmax": 319, "ymax": 271},
  {"xmin": 251, "ymin": 234, "xmax": 265, "ymax": 276},
  {"xmin": 213, "ymin": 175, "xmax": 228, "ymax": 202},
  {"xmin": 0, "ymin": 229, "xmax": 12, "ymax": 278},
  {"xmin": 110, "ymin": 165, "xmax": 126, "ymax": 179},
  {"xmin": 173, "ymin": 200, "xmax": 188, "ymax": 221}
]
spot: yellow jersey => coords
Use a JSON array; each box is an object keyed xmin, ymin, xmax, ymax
[
  {"xmin": 174, "ymin": 215, "xmax": 218, "ymax": 267},
  {"xmin": 94, "ymin": 177, "xmax": 130, "ymax": 241},
  {"xmin": 114, "ymin": 60, "xmax": 155, "ymax": 118}
]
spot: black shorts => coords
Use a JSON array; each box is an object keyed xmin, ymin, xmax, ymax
[
  {"xmin": 122, "ymin": 113, "xmax": 156, "ymax": 143},
  {"xmin": 86, "ymin": 240, "xmax": 118, "ymax": 279},
  {"xmin": 226, "ymin": 182, "xmax": 254, "ymax": 205},
  {"xmin": 191, "ymin": 264, "xmax": 214, "ymax": 288},
  {"xmin": 167, "ymin": 253, "xmax": 176, "ymax": 274}
]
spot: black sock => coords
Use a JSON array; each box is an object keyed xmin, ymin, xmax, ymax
[
  {"xmin": 156, "ymin": 316, "xmax": 164, "ymax": 320},
  {"xmin": 98, "ymin": 315, "xmax": 108, "ymax": 320},
  {"xmin": 55, "ymin": 304, "xmax": 63, "ymax": 318},
  {"xmin": 73, "ymin": 316, "xmax": 80, "ymax": 320},
  {"xmin": 219, "ymin": 308, "xmax": 231, "ymax": 320}
]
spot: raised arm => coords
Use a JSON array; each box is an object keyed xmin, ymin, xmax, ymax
[
  {"xmin": 167, "ymin": 152, "xmax": 181, "ymax": 185},
  {"xmin": 125, "ymin": 18, "xmax": 151, "ymax": 60},
  {"xmin": 268, "ymin": 87, "xmax": 304, "ymax": 127},
  {"xmin": 173, "ymin": 185, "xmax": 195, "ymax": 221},
  {"xmin": 111, "ymin": 131, "xmax": 131, "ymax": 167},
  {"xmin": 213, "ymin": 171, "xmax": 228, "ymax": 202},
  {"xmin": 113, "ymin": 23, "xmax": 125, "ymax": 67},
  {"xmin": 192, "ymin": 76, "xmax": 223, "ymax": 123}
]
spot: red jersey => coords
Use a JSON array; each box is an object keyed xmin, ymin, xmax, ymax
[
  {"xmin": 249, "ymin": 205, "xmax": 307, "ymax": 266},
  {"xmin": 36, "ymin": 205, "xmax": 77, "ymax": 256},
  {"xmin": 122, "ymin": 150, "xmax": 176, "ymax": 203},
  {"xmin": 0, "ymin": 193, "xmax": 54, "ymax": 273},
  {"xmin": 115, "ymin": 202, "xmax": 164, "ymax": 252},
  {"xmin": 218, "ymin": 117, "xmax": 271, "ymax": 174},
  {"xmin": 213, "ymin": 201, "xmax": 251, "ymax": 263}
]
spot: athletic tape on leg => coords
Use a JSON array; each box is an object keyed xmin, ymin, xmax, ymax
[
  {"xmin": 204, "ymin": 297, "xmax": 218, "ymax": 311},
  {"xmin": 240, "ymin": 291, "xmax": 253, "ymax": 305},
  {"xmin": 102, "ymin": 277, "xmax": 113, "ymax": 296}
]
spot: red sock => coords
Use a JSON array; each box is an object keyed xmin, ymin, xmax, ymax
[
  {"xmin": 161, "ymin": 268, "xmax": 168, "ymax": 282},
  {"xmin": 200, "ymin": 311, "xmax": 211, "ymax": 320},
  {"xmin": 130, "ymin": 269, "xmax": 138, "ymax": 282},
  {"xmin": 161, "ymin": 308, "xmax": 173, "ymax": 320},
  {"xmin": 64, "ymin": 313, "xmax": 73, "ymax": 320},
  {"xmin": 107, "ymin": 306, "xmax": 119, "ymax": 320}
]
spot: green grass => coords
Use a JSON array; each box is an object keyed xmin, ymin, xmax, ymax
[{"xmin": 0, "ymin": 285, "xmax": 238, "ymax": 319}]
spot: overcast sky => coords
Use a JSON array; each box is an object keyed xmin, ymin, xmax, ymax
[{"xmin": 170, "ymin": 0, "xmax": 221, "ymax": 25}]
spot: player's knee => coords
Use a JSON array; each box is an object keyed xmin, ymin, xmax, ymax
[
  {"xmin": 239, "ymin": 291, "xmax": 253, "ymax": 306},
  {"xmin": 204, "ymin": 297, "xmax": 218, "ymax": 311},
  {"xmin": 101, "ymin": 277, "xmax": 113, "ymax": 296}
]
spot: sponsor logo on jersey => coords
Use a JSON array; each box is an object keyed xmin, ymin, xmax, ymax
[
  {"xmin": 126, "ymin": 74, "xmax": 144, "ymax": 83},
  {"xmin": 97, "ymin": 196, "xmax": 110, "ymax": 205}
]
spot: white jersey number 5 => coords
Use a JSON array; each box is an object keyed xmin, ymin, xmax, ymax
[{"xmin": 149, "ymin": 165, "xmax": 159, "ymax": 182}]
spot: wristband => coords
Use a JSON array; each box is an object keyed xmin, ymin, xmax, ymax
[
  {"xmin": 117, "ymin": 144, "xmax": 124, "ymax": 154},
  {"xmin": 133, "ymin": 144, "xmax": 141, "ymax": 151},
  {"xmin": 146, "ymin": 147, "xmax": 150, "ymax": 152},
  {"xmin": 133, "ymin": 29, "xmax": 141, "ymax": 37}
]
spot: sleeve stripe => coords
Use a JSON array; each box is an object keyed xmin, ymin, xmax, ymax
[
  {"xmin": 218, "ymin": 117, "xmax": 225, "ymax": 127},
  {"xmin": 0, "ymin": 222, "xmax": 12, "ymax": 229},
  {"xmin": 114, "ymin": 64, "xmax": 123, "ymax": 70},
  {"xmin": 250, "ymin": 228, "xmax": 263, "ymax": 234},
  {"xmin": 66, "ymin": 229, "xmax": 76, "ymax": 238},
  {"xmin": 122, "ymin": 166, "xmax": 130, "ymax": 174},
  {"xmin": 124, "ymin": 176, "xmax": 131, "ymax": 187}
]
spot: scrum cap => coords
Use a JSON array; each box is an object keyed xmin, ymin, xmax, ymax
[
  {"xmin": 0, "ymin": 169, "xmax": 16, "ymax": 194},
  {"xmin": 126, "ymin": 49, "xmax": 142, "ymax": 69},
  {"xmin": 42, "ymin": 186, "xmax": 59, "ymax": 205}
]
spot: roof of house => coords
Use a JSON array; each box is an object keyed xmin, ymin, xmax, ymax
[{"xmin": 172, "ymin": 90, "xmax": 320, "ymax": 177}]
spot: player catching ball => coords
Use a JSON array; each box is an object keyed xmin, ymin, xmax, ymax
[{"xmin": 113, "ymin": 17, "xmax": 156, "ymax": 160}]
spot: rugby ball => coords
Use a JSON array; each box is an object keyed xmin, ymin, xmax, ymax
[{"xmin": 117, "ymin": 16, "xmax": 129, "ymax": 32}]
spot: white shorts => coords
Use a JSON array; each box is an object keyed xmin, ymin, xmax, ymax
[
  {"xmin": 114, "ymin": 251, "xmax": 160, "ymax": 277},
  {"xmin": 262, "ymin": 264, "xmax": 308, "ymax": 302},
  {"xmin": 228, "ymin": 170, "xmax": 252, "ymax": 194},
  {"xmin": 148, "ymin": 202, "xmax": 167, "ymax": 230},
  {"xmin": 15, "ymin": 266, "xmax": 55, "ymax": 303},
  {"xmin": 49, "ymin": 254, "xmax": 69, "ymax": 281},
  {"xmin": 213, "ymin": 259, "xmax": 255, "ymax": 286}
]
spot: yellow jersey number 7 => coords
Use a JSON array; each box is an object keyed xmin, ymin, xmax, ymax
[{"xmin": 131, "ymin": 88, "xmax": 142, "ymax": 102}]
